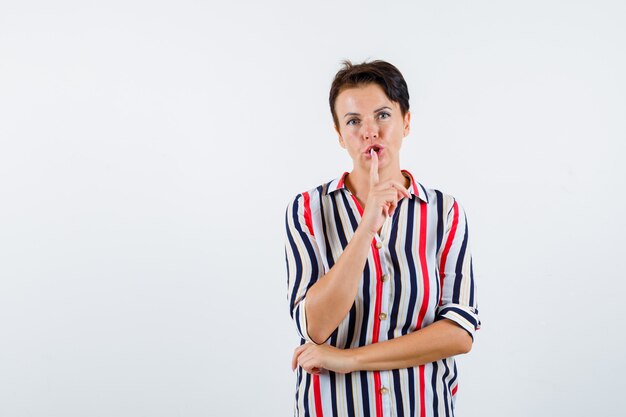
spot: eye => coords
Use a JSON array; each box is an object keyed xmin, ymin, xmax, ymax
[
  {"xmin": 378, "ymin": 112, "xmax": 391, "ymax": 119},
  {"xmin": 347, "ymin": 118, "xmax": 359, "ymax": 126}
]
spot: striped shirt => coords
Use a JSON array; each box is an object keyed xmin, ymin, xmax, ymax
[{"xmin": 284, "ymin": 169, "xmax": 480, "ymax": 417}]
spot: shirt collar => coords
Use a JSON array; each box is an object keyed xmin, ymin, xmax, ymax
[{"xmin": 326, "ymin": 169, "xmax": 429, "ymax": 204}]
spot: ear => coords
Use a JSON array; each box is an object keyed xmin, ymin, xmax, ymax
[
  {"xmin": 403, "ymin": 111, "xmax": 411, "ymax": 137},
  {"xmin": 335, "ymin": 124, "xmax": 346, "ymax": 148}
]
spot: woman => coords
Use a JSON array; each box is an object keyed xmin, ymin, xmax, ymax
[{"xmin": 284, "ymin": 59, "xmax": 480, "ymax": 417}]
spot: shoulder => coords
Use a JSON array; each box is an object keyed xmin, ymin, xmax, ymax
[
  {"xmin": 416, "ymin": 181, "xmax": 468, "ymax": 219},
  {"xmin": 284, "ymin": 177, "xmax": 337, "ymax": 216}
]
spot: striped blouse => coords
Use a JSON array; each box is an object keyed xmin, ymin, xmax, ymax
[{"xmin": 284, "ymin": 169, "xmax": 480, "ymax": 417}]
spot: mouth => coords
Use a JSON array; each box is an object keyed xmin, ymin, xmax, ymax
[{"xmin": 364, "ymin": 145, "xmax": 384, "ymax": 157}]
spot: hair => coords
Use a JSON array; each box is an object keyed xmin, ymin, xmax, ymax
[{"xmin": 329, "ymin": 59, "xmax": 410, "ymax": 130}]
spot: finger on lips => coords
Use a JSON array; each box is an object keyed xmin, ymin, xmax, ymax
[{"xmin": 370, "ymin": 149, "xmax": 379, "ymax": 186}]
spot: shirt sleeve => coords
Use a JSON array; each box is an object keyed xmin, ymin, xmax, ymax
[
  {"xmin": 435, "ymin": 197, "xmax": 481, "ymax": 341},
  {"xmin": 284, "ymin": 193, "xmax": 326, "ymax": 345}
]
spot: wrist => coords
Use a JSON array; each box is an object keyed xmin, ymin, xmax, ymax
[
  {"xmin": 345, "ymin": 347, "xmax": 362, "ymax": 373},
  {"xmin": 355, "ymin": 226, "xmax": 375, "ymax": 240}
]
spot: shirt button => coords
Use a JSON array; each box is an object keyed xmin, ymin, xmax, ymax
[
  {"xmin": 380, "ymin": 386, "xmax": 389, "ymax": 395},
  {"xmin": 375, "ymin": 241, "xmax": 383, "ymax": 249},
  {"xmin": 381, "ymin": 274, "xmax": 389, "ymax": 282},
  {"xmin": 379, "ymin": 312, "xmax": 387, "ymax": 320}
]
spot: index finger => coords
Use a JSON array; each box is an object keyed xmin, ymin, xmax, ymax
[
  {"xmin": 369, "ymin": 149, "xmax": 379, "ymax": 188},
  {"xmin": 389, "ymin": 181, "xmax": 411, "ymax": 199}
]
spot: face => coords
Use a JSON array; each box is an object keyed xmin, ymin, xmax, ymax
[{"xmin": 334, "ymin": 83, "xmax": 410, "ymax": 172}]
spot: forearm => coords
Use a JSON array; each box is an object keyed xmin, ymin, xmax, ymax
[
  {"xmin": 350, "ymin": 319, "xmax": 473, "ymax": 371},
  {"xmin": 305, "ymin": 227, "xmax": 375, "ymax": 344}
]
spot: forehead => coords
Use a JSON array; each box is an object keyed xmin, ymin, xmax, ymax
[{"xmin": 335, "ymin": 83, "xmax": 397, "ymax": 112}]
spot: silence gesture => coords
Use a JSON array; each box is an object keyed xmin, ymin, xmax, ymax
[{"xmin": 359, "ymin": 148, "xmax": 411, "ymax": 236}]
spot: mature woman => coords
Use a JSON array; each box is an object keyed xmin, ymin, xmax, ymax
[{"xmin": 284, "ymin": 59, "xmax": 480, "ymax": 417}]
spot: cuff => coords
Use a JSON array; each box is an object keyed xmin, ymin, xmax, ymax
[
  {"xmin": 436, "ymin": 303, "xmax": 481, "ymax": 341},
  {"xmin": 293, "ymin": 298, "xmax": 324, "ymax": 345}
]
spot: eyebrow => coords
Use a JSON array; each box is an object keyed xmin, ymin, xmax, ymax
[{"xmin": 343, "ymin": 106, "xmax": 392, "ymax": 119}]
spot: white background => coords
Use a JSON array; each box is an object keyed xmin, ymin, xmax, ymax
[{"xmin": 1, "ymin": 1, "xmax": 625, "ymax": 416}]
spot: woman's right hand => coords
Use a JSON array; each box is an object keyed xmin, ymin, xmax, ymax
[{"xmin": 359, "ymin": 149, "xmax": 411, "ymax": 236}]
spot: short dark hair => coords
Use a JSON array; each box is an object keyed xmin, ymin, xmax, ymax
[{"xmin": 329, "ymin": 59, "xmax": 410, "ymax": 130}]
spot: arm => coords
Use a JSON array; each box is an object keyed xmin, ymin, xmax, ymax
[
  {"xmin": 293, "ymin": 319, "xmax": 471, "ymax": 374},
  {"xmin": 285, "ymin": 192, "xmax": 378, "ymax": 345},
  {"xmin": 350, "ymin": 319, "xmax": 471, "ymax": 371},
  {"xmin": 434, "ymin": 197, "xmax": 481, "ymax": 340},
  {"xmin": 293, "ymin": 195, "xmax": 480, "ymax": 375},
  {"xmin": 285, "ymin": 158, "xmax": 411, "ymax": 345},
  {"xmin": 352, "ymin": 197, "xmax": 480, "ymax": 370},
  {"xmin": 303, "ymin": 227, "xmax": 375, "ymax": 344}
]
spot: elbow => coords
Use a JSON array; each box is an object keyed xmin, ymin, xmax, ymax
[
  {"xmin": 457, "ymin": 331, "xmax": 473, "ymax": 354},
  {"xmin": 308, "ymin": 327, "xmax": 330, "ymax": 345},
  {"xmin": 306, "ymin": 321, "xmax": 330, "ymax": 345},
  {"xmin": 442, "ymin": 318, "xmax": 473, "ymax": 355}
]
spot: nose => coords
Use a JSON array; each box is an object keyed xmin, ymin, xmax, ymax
[{"xmin": 362, "ymin": 119, "xmax": 379, "ymax": 141}]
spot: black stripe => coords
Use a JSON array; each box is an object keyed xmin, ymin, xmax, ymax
[
  {"xmin": 344, "ymin": 303, "xmax": 357, "ymax": 349},
  {"xmin": 328, "ymin": 191, "xmax": 353, "ymax": 348},
  {"xmin": 329, "ymin": 371, "xmax": 339, "ymax": 416},
  {"xmin": 392, "ymin": 369, "xmax": 405, "ymax": 417},
  {"xmin": 286, "ymin": 195, "xmax": 320, "ymax": 315},
  {"xmin": 294, "ymin": 353, "xmax": 303, "ymax": 417},
  {"xmin": 359, "ymin": 372, "xmax": 371, "ymax": 417},
  {"xmin": 408, "ymin": 366, "xmax": 416, "ymax": 416},
  {"xmin": 303, "ymin": 371, "xmax": 311, "ymax": 417},
  {"xmin": 452, "ymin": 218, "xmax": 469, "ymax": 304},
  {"xmin": 435, "ymin": 190, "xmax": 444, "ymax": 306},
  {"xmin": 329, "ymin": 191, "xmax": 349, "ymax": 249},
  {"xmin": 339, "ymin": 191, "xmax": 360, "ymax": 231},
  {"xmin": 448, "ymin": 360, "xmax": 458, "ymax": 391},
  {"xmin": 431, "ymin": 362, "xmax": 440, "ymax": 416},
  {"xmin": 338, "ymin": 190, "xmax": 361, "ymax": 349},
  {"xmin": 285, "ymin": 247, "xmax": 289, "ymax": 288},
  {"xmin": 401, "ymin": 197, "xmax": 418, "ymax": 335},
  {"xmin": 345, "ymin": 373, "xmax": 356, "ymax": 417},
  {"xmin": 294, "ymin": 307, "xmax": 302, "ymax": 336},
  {"xmin": 469, "ymin": 253, "xmax": 475, "ymax": 307},
  {"xmin": 435, "ymin": 191, "xmax": 444, "ymax": 254},
  {"xmin": 320, "ymin": 191, "xmax": 335, "ymax": 270},
  {"xmin": 442, "ymin": 361, "xmax": 451, "ymax": 417},
  {"xmin": 387, "ymin": 200, "xmax": 402, "ymax": 340},
  {"xmin": 438, "ymin": 306, "xmax": 478, "ymax": 329},
  {"xmin": 418, "ymin": 182, "xmax": 429, "ymax": 203},
  {"xmin": 359, "ymin": 264, "xmax": 372, "ymax": 347}
]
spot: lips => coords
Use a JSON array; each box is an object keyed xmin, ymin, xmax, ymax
[
  {"xmin": 364, "ymin": 144, "xmax": 384, "ymax": 154},
  {"xmin": 364, "ymin": 145, "xmax": 384, "ymax": 159}
]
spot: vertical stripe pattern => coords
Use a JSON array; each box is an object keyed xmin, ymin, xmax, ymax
[{"xmin": 285, "ymin": 170, "xmax": 481, "ymax": 417}]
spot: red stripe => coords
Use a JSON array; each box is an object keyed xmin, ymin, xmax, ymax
[
  {"xmin": 416, "ymin": 201, "xmax": 429, "ymax": 416},
  {"xmin": 303, "ymin": 192, "xmax": 315, "ymax": 237},
  {"xmin": 419, "ymin": 365, "xmax": 426, "ymax": 417},
  {"xmin": 350, "ymin": 194, "xmax": 383, "ymax": 417},
  {"xmin": 313, "ymin": 374, "xmax": 324, "ymax": 416},
  {"xmin": 438, "ymin": 201, "xmax": 458, "ymax": 304},
  {"xmin": 371, "ymin": 245, "xmax": 384, "ymax": 343},
  {"xmin": 416, "ymin": 201, "xmax": 430, "ymax": 329},
  {"xmin": 337, "ymin": 171, "xmax": 349, "ymax": 189},
  {"xmin": 374, "ymin": 371, "xmax": 383, "ymax": 417},
  {"xmin": 452, "ymin": 384, "xmax": 458, "ymax": 396},
  {"xmin": 303, "ymin": 191, "xmax": 323, "ymax": 416}
]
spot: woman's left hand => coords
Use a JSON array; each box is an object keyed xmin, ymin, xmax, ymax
[{"xmin": 292, "ymin": 343, "xmax": 356, "ymax": 375}]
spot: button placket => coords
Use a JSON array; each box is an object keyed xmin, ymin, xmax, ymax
[
  {"xmin": 376, "ymin": 240, "xmax": 390, "ymax": 342},
  {"xmin": 380, "ymin": 371, "xmax": 392, "ymax": 415}
]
